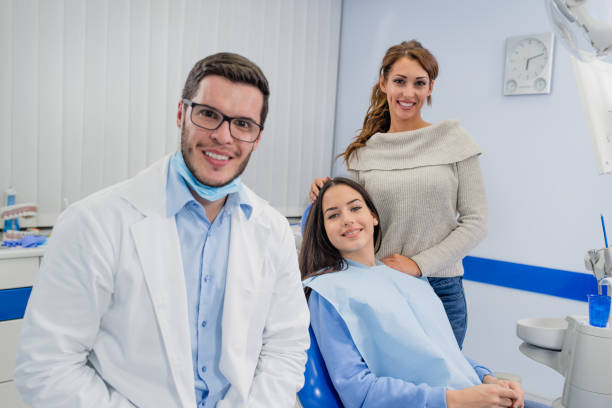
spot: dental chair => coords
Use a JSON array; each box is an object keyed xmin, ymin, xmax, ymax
[
  {"xmin": 298, "ymin": 204, "xmax": 344, "ymax": 407},
  {"xmin": 297, "ymin": 327, "xmax": 344, "ymax": 408}
]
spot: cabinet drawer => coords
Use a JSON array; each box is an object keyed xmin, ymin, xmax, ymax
[
  {"xmin": 0, "ymin": 319, "xmax": 23, "ymax": 382},
  {"xmin": 0, "ymin": 380, "xmax": 29, "ymax": 407},
  {"xmin": 0, "ymin": 257, "xmax": 39, "ymax": 290}
]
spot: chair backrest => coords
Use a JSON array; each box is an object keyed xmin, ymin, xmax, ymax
[
  {"xmin": 300, "ymin": 203, "xmax": 312, "ymax": 236},
  {"xmin": 298, "ymin": 327, "xmax": 344, "ymax": 408}
]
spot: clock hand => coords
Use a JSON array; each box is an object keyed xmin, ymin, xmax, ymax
[{"xmin": 525, "ymin": 53, "xmax": 545, "ymax": 71}]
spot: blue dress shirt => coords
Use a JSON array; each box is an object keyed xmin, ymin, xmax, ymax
[
  {"xmin": 308, "ymin": 290, "xmax": 493, "ymax": 408},
  {"xmin": 166, "ymin": 160, "xmax": 252, "ymax": 407}
]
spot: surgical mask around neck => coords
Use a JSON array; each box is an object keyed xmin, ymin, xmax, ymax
[{"xmin": 171, "ymin": 151, "xmax": 242, "ymax": 202}]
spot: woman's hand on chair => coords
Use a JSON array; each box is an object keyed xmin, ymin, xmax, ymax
[
  {"xmin": 380, "ymin": 254, "xmax": 422, "ymax": 277},
  {"xmin": 446, "ymin": 382, "xmax": 522, "ymax": 408},
  {"xmin": 309, "ymin": 177, "xmax": 331, "ymax": 202}
]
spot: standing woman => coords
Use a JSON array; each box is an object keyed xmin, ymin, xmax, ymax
[{"xmin": 310, "ymin": 40, "xmax": 488, "ymax": 348}]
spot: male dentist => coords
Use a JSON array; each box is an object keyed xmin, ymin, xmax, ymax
[{"xmin": 15, "ymin": 53, "xmax": 310, "ymax": 408}]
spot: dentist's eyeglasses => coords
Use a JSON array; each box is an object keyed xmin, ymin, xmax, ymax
[{"xmin": 183, "ymin": 99, "xmax": 263, "ymax": 143}]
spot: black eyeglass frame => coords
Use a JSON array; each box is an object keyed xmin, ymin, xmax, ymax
[{"xmin": 182, "ymin": 99, "xmax": 263, "ymax": 143}]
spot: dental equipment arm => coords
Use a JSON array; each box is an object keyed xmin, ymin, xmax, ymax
[
  {"xmin": 552, "ymin": 0, "xmax": 612, "ymax": 56},
  {"xmin": 548, "ymin": 0, "xmax": 612, "ymax": 174}
]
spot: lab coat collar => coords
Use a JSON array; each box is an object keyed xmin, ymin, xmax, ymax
[
  {"xmin": 119, "ymin": 154, "xmax": 171, "ymax": 218},
  {"xmin": 115, "ymin": 156, "xmax": 193, "ymax": 405}
]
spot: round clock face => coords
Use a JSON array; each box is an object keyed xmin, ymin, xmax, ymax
[{"xmin": 508, "ymin": 38, "xmax": 549, "ymax": 82}]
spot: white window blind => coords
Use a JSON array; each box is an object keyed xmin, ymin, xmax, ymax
[{"xmin": 0, "ymin": 0, "xmax": 341, "ymax": 225}]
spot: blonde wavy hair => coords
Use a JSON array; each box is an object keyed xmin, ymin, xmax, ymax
[{"xmin": 340, "ymin": 40, "xmax": 439, "ymax": 167}]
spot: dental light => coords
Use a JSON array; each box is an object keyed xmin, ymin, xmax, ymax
[{"xmin": 547, "ymin": 0, "xmax": 612, "ymax": 174}]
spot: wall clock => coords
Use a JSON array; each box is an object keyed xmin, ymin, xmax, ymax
[{"xmin": 503, "ymin": 32, "xmax": 555, "ymax": 95}]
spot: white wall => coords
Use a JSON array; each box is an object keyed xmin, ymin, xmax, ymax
[
  {"xmin": 334, "ymin": 0, "xmax": 612, "ymax": 272},
  {"xmin": 335, "ymin": 0, "xmax": 612, "ymax": 400},
  {"xmin": 0, "ymin": 0, "xmax": 341, "ymax": 222}
]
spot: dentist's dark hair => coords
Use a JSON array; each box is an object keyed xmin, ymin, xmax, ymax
[
  {"xmin": 299, "ymin": 177, "xmax": 382, "ymax": 290},
  {"xmin": 182, "ymin": 52, "xmax": 270, "ymax": 126}
]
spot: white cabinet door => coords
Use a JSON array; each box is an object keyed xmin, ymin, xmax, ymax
[{"xmin": 0, "ymin": 319, "xmax": 22, "ymax": 382}]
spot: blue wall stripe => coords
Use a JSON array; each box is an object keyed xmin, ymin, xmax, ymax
[
  {"xmin": 0, "ymin": 287, "xmax": 32, "ymax": 321},
  {"xmin": 0, "ymin": 257, "xmax": 599, "ymax": 322},
  {"xmin": 463, "ymin": 256, "xmax": 598, "ymax": 302}
]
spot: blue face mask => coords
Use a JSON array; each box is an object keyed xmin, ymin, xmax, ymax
[{"xmin": 171, "ymin": 151, "xmax": 242, "ymax": 202}]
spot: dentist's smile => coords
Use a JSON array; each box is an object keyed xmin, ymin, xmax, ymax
[
  {"xmin": 204, "ymin": 151, "xmax": 230, "ymax": 160},
  {"xmin": 202, "ymin": 149, "xmax": 233, "ymax": 166}
]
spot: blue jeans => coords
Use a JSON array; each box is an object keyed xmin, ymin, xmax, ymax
[{"xmin": 427, "ymin": 276, "xmax": 467, "ymax": 349}]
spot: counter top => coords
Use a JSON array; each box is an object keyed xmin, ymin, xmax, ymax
[{"xmin": 0, "ymin": 247, "xmax": 45, "ymax": 260}]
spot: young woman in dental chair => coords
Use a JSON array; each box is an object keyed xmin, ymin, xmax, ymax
[{"xmin": 300, "ymin": 177, "xmax": 548, "ymax": 408}]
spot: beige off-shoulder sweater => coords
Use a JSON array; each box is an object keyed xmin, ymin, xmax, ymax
[{"xmin": 347, "ymin": 119, "xmax": 489, "ymax": 278}]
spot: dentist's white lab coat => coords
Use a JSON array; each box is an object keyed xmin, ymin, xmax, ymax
[{"xmin": 14, "ymin": 155, "xmax": 310, "ymax": 408}]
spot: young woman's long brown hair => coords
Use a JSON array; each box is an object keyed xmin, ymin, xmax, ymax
[
  {"xmin": 299, "ymin": 177, "xmax": 382, "ymax": 285},
  {"xmin": 339, "ymin": 40, "xmax": 439, "ymax": 167}
]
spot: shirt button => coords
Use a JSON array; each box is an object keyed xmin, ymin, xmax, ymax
[
  {"xmin": 204, "ymin": 275, "xmax": 210, "ymax": 283},
  {"xmin": 201, "ymin": 320, "xmax": 207, "ymax": 328},
  {"xmin": 201, "ymin": 366, "xmax": 207, "ymax": 373}
]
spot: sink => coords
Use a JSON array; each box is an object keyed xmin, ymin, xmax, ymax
[{"xmin": 516, "ymin": 317, "xmax": 568, "ymax": 350}]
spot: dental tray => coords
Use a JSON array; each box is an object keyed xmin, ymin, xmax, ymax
[{"xmin": 516, "ymin": 317, "xmax": 568, "ymax": 350}]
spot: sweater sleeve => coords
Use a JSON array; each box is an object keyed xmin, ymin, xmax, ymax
[
  {"xmin": 411, "ymin": 155, "xmax": 489, "ymax": 276},
  {"xmin": 308, "ymin": 291, "xmax": 448, "ymax": 408}
]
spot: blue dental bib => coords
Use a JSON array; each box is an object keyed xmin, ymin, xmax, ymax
[{"xmin": 304, "ymin": 261, "xmax": 481, "ymax": 390}]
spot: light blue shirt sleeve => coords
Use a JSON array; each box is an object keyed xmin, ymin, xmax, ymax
[
  {"xmin": 308, "ymin": 290, "xmax": 448, "ymax": 408},
  {"xmin": 465, "ymin": 356, "xmax": 493, "ymax": 382}
]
